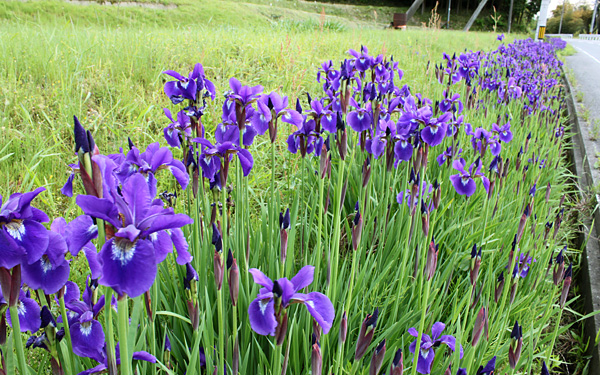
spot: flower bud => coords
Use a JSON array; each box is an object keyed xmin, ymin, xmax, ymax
[
  {"xmin": 352, "ymin": 205, "xmax": 364, "ymax": 252},
  {"xmin": 494, "ymin": 272, "xmax": 505, "ymax": 303},
  {"xmin": 559, "ymin": 263, "xmax": 572, "ymax": 308},
  {"xmin": 425, "ymin": 237, "xmax": 439, "ymax": 281},
  {"xmin": 228, "ymin": 258, "xmax": 239, "ymax": 306},
  {"xmin": 471, "ymin": 306, "xmax": 488, "ymax": 346},
  {"xmin": 553, "ymin": 247, "xmax": 565, "ymax": 286},
  {"xmin": 369, "ymin": 339, "xmax": 386, "ymax": 375},
  {"xmin": 508, "ymin": 321, "xmax": 523, "ymax": 369},
  {"xmin": 213, "ymin": 250, "xmax": 224, "ymax": 291},
  {"xmin": 389, "ymin": 349, "xmax": 403, "ymax": 375},
  {"xmin": 311, "ymin": 334, "xmax": 322, "ymax": 375},
  {"xmin": 362, "ymin": 158, "xmax": 372, "ymax": 188},
  {"xmin": 355, "ymin": 308, "xmax": 379, "ymax": 360},
  {"xmin": 470, "ymin": 244, "xmax": 482, "ymax": 286},
  {"xmin": 339, "ymin": 311, "xmax": 348, "ymax": 343}
]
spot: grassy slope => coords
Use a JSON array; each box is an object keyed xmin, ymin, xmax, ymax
[{"xmin": 0, "ymin": 0, "xmax": 498, "ymax": 218}]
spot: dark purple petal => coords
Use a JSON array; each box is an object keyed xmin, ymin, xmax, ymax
[
  {"xmin": 171, "ymin": 228, "xmax": 192, "ymax": 265},
  {"xmin": 76, "ymin": 196, "xmax": 120, "ymax": 228},
  {"xmin": 237, "ymin": 148, "xmax": 254, "ymax": 176},
  {"xmin": 22, "ymin": 256, "xmax": 70, "ymax": 295},
  {"xmin": 431, "ymin": 322, "xmax": 445, "ymax": 340},
  {"xmin": 450, "ymin": 175, "xmax": 476, "ymax": 197}
]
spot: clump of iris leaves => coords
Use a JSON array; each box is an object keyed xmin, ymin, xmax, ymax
[{"xmin": 0, "ymin": 36, "xmax": 579, "ymax": 375}]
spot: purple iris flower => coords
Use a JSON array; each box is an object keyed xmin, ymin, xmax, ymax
[
  {"xmin": 252, "ymin": 92, "xmax": 302, "ymax": 136},
  {"xmin": 449, "ymin": 158, "xmax": 490, "ymax": 197},
  {"xmin": 71, "ymin": 311, "xmax": 105, "ymax": 362},
  {"xmin": 78, "ymin": 344, "xmax": 156, "ymax": 375},
  {"xmin": 247, "ymin": 265, "xmax": 334, "ymax": 336},
  {"xmin": 420, "ymin": 112, "xmax": 451, "ymax": 147},
  {"xmin": 115, "ymin": 142, "xmax": 189, "ymax": 198},
  {"xmin": 492, "ymin": 122, "xmax": 513, "ymax": 143},
  {"xmin": 408, "ymin": 322, "xmax": 463, "ymax": 374},
  {"xmin": 227, "ymin": 77, "xmax": 263, "ymax": 108},
  {"xmin": 162, "ymin": 63, "xmax": 216, "ymax": 104},
  {"xmin": 0, "ymin": 187, "xmax": 49, "ymax": 269},
  {"xmin": 6, "ymin": 290, "xmax": 41, "ymax": 333},
  {"xmin": 347, "ymin": 109, "xmax": 373, "ymax": 133},
  {"xmin": 76, "ymin": 173, "xmax": 193, "ymax": 298},
  {"xmin": 348, "ymin": 46, "xmax": 372, "ymax": 72},
  {"xmin": 193, "ymin": 137, "xmax": 254, "ymax": 179},
  {"xmin": 287, "ymin": 118, "xmax": 320, "ymax": 157},
  {"xmin": 163, "ymin": 108, "xmax": 192, "ymax": 148},
  {"xmin": 512, "ymin": 253, "xmax": 536, "ymax": 278},
  {"xmin": 436, "ymin": 146, "xmax": 462, "ymax": 167}
]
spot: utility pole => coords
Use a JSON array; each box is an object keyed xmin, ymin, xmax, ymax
[
  {"xmin": 558, "ymin": 0, "xmax": 566, "ymax": 34},
  {"xmin": 406, "ymin": 0, "xmax": 426, "ymax": 21},
  {"xmin": 508, "ymin": 0, "xmax": 514, "ymax": 33},
  {"xmin": 447, "ymin": 0, "xmax": 452, "ymax": 29},
  {"xmin": 464, "ymin": 0, "xmax": 489, "ymax": 32},
  {"xmin": 591, "ymin": 0, "xmax": 599, "ymax": 34},
  {"xmin": 536, "ymin": 0, "xmax": 552, "ymax": 39}
]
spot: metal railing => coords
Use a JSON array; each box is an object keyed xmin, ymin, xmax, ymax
[
  {"xmin": 579, "ymin": 34, "xmax": 600, "ymax": 41},
  {"xmin": 545, "ymin": 34, "xmax": 574, "ymax": 39}
]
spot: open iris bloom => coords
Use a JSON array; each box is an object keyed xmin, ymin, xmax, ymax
[
  {"xmin": 247, "ymin": 266, "xmax": 334, "ymax": 340},
  {"xmin": 115, "ymin": 142, "xmax": 189, "ymax": 198},
  {"xmin": 6, "ymin": 290, "xmax": 41, "ymax": 333},
  {"xmin": 162, "ymin": 63, "xmax": 216, "ymax": 104},
  {"xmin": 163, "ymin": 108, "xmax": 192, "ymax": 148},
  {"xmin": 0, "ymin": 187, "xmax": 49, "ymax": 270},
  {"xmin": 449, "ymin": 158, "xmax": 490, "ymax": 197},
  {"xmin": 78, "ymin": 344, "xmax": 156, "ymax": 375},
  {"xmin": 193, "ymin": 137, "xmax": 254, "ymax": 185},
  {"xmin": 76, "ymin": 173, "xmax": 193, "ymax": 298},
  {"xmin": 408, "ymin": 322, "xmax": 463, "ymax": 374}
]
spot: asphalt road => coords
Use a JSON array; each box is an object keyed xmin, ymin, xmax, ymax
[{"xmin": 566, "ymin": 39, "xmax": 600, "ymax": 127}]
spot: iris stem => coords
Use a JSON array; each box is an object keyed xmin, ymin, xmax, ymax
[
  {"xmin": 219, "ymin": 176, "xmax": 227, "ymax": 375},
  {"xmin": 410, "ymin": 279, "xmax": 431, "ymax": 375},
  {"xmin": 149, "ymin": 283, "xmax": 158, "ymax": 375},
  {"xmin": 97, "ymin": 219, "xmax": 118, "ymax": 375},
  {"xmin": 217, "ymin": 288, "xmax": 225, "ymax": 375},
  {"xmin": 117, "ymin": 296, "xmax": 132, "ymax": 375},
  {"xmin": 9, "ymin": 304, "xmax": 29, "ymax": 375},
  {"xmin": 273, "ymin": 342, "xmax": 282, "ymax": 375},
  {"xmin": 59, "ymin": 294, "xmax": 76, "ymax": 374}
]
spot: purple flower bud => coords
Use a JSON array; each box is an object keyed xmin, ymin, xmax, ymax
[
  {"xmin": 339, "ymin": 311, "xmax": 348, "ymax": 343},
  {"xmin": 389, "ymin": 349, "xmax": 403, "ymax": 375},
  {"xmin": 369, "ymin": 339, "xmax": 386, "ymax": 375},
  {"xmin": 184, "ymin": 263, "xmax": 199, "ymax": 290},
  {"xmin": 495, "ymin": 272, "xmax": 505, "ymax": 303},
  {"xmin": 471, "ymin": 306, "xmax": 488, "ymax": 346},
  {"xmin": 508, "ymin": 321, "xmax": 523, "ymax": 369},
  {"xmin": 355, "ymin": 308, "xmax": 379, "ymax": 360},
  {"xmin": 560, "ymin": 263, "xmax": 572, "ymax": 308},
  {"xmin": 311, "ymin": 334, "xmax": 322, "ymax": 375},
  {"xmin": 228, "ymin": 257, "xmax": 239, "ymax": 307},
  {"xmin": 425, "ymin": 238, "xmax": 439, "ymax": 281},
  {"xmin": 541, "ymin": 361, "xmax": 549, "ymax": 375},
  {"xmin": 214, "ymin": 250, "xmax": 224, "ymax": 291}
]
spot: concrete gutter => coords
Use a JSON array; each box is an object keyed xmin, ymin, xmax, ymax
[{"xmin": 563, "ymin": 67, "xmax": 600, "ymax": 375}]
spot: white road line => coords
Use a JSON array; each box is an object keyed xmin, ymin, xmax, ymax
[{"xmin": 572, "ymin": 45, "xmax": 600, "ymax": 66}]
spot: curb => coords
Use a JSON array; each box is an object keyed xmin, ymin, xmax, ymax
[{"xmin": 562, "ymin": 67, "xmax": 600, "ymax": 375}]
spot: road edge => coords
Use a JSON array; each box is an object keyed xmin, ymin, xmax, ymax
[{"xmin": 562, "ymin": 65, "xmax": 600, "ymax": 375}]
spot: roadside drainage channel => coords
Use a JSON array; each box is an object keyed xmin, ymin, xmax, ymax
[
  {"xmin": 64, "ymin": 0, "xmax": 177, "ymax": 10},
  {"xmin": 563, "ymin": 67, "xmax": 600, "ymax": 375}
]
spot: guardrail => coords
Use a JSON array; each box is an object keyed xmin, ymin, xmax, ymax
[
  {"xmin": 579, "ymin": 34, "xmax": 600, "ymax": 41},
  {"xmin": 546, "ymin": 33, "xmax": 574, "ymax": 39}
]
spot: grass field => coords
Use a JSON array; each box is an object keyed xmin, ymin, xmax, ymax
[{"xmin": 0, "ymin": 0, "xmax": 499, "ymax": 218}]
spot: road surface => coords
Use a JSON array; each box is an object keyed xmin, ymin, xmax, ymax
[{"xmin": 566, "ymin": 39, "xmax": 600, "ymax": 127}]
